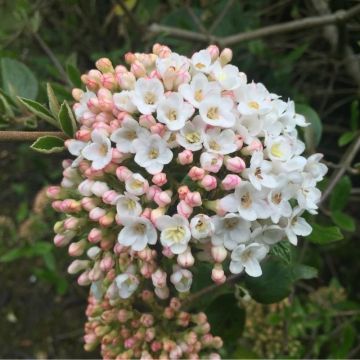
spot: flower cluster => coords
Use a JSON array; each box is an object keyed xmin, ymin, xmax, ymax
[{"xmin": 48, "ymin": 43, "xmax": 327, "ymax": 358}]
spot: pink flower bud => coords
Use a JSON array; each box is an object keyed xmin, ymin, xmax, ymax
[
  {"xmin": 68, "ymin": 259, "xmax": 90, "ymax": 274},
  {"xmin": 150, "ymin": 123, "xmax": 166, "ymax": 136},
  {"xmin": 91, "ymin": 181, "xmax": 110, "ymax": 197},
  {"xmin": 117, "ymin": 71, "xmax": 136, "ymax": 90},
  {"xmin": 101, "ymin": 72, "xmax": 117, "ymax": 90},
  {"xmin": 207, "ymin": 45, "xmax": 219, "ymax": 60},
  {"xmin": 81, "ymin": 197, "xmax": 98, "ymax": 211},
  {"xmin": 177, "ymin": 248, "xmax": 195, "ymax": 268},
  {"xmin": 54, "ymin": 233, "xmax": 73, "ymax": 247},
  {"xmin": 141, "ymin": 207, "xmax": 152, "ymax": 220},
  {"xmin": 100, "ymin": 255, "xmax": 114, "ymax": 272},
  {"xmin": 88, "ymin": 228, "xmax": 102, "ymax": 243},
  {"xmin": 97, "ymin": 88, "xmax": 113, "ymax": 112},
  {"xmin": 89, "ymin": 207, "xmax": 106, "ymax": 221},
  {"xmin": 146, "ymin": 185, "xmax": 161, "ymax": 201},
  {"xmin": 154, "ymin": 190, "xmax": 172, "ymax": 207},
  {"xmin": 188, "ymin": 166, "xmax": 205, "ymax": 181},
  {"xmin": 178, "ymin": 150, "xmax": 193, "ymax": 165},
  {"xmin": 221, "ymin": 174, "xmax": 241, "ymax": 190},
  {"xmin": 140, "ymin": 262, "xmax": 155, "ymax": 278},
  {"xmin": 151, "ymin": 341, "xmax": 162, "ymax": 352},
  {"xmin": 152, "ymin": 269, "xmax": 167, "ymax": 288},
  {"xmin": 242, "ymin": 139, "xmax": 263, "ymax": 155},
  {"xmin": 116, "ymin": 166, "xmax": 133, "ymax": 182},
  {"xmin": 88, "ymin": 262, "xmax": 103, "ymax": 282},
  {"xmin": 96, "ymin": 58, "xmax": 114, "ymax": 73},
  {"xmin": 77, "ymin": 270, "xmax": 91, "ymax": 286},
  {"xmin": 220, "ymin": 48, "xmax": 233, "ymax": 65},
  {"xmin": 51, "ymin": 200, "xmax": 63, "ymax": 212},
  {"xmin": 99, "ymin": 212, "xmax": 115, "ymax": 227},
  {"xmin": 61, "ymin": 199, "xmax": 82, "ymax": 213},
  {"xmin": 139, "ymin": 114, "xmax": 157, "ymax": 129},
  {"xmin": 72, "ymin": 88, "xmax": 84, "ymax": 101},
  {"xmin": 46, "ymin": 186, "xmax": 62, "ymax": 199},
  {"xmin": 64, "ymin": 217, "xmax": 81, "ymax": 230},
  {"xmin": 162, "ymin": 246, "xmax": 175, "ymax": 258},
  {"xmin": 68, "ymin": 239, "xmax": 86, "ymax": 257},
  {"xmin": 185, "ymin": 191, "xmax": 202, "ymax": 207},
  {"xmin": 200, "ymin": 152, "xmax": 223, "ymax": 173},
  {"xmin": 174, "ymin": 70, "xmax": 191, "ymax": 88},
  {"xmin": 150, "ymin": 207, "xmax": 166, "ymax": 223},
  {"xmin": 131, "ymin": 60, "xmax": 147, "ymax": 78},
  {"xmin": 224, "ymin": 156, "xmax": 246, "ymax": 173},
  {"xmin": 211, "ymin": 245, "xmax": 228, "ymax": 263},
  {"xmin": 211, "ymin": 264, "xmax": 226, "ymax": 284},
  {"xmin": 152, "ymin": 172, "xmax": 167, "ymax": 186},
  {"xmin": 200, "ymin": 175, "xmax": 217, "ymax": 191},
  {"xmin": 177, "ymin": 200, "xmax": 193, "ymax": 218},
  {"xmin": 76, "ymin": 129, "xmax": 91, "ymax": 142},
  {"xmin": 177, "ymin": 185, "xmax": 190, "ymax": 200}
]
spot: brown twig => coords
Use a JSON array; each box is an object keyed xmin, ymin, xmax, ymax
[{"xmin": 0, "ymin": 131, "xmax": 67, "ymax": 142}]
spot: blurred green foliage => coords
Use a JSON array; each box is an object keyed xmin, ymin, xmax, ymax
[{"xmin": 0, "ymin": 0, "xmax": 359, "ymax": 358}]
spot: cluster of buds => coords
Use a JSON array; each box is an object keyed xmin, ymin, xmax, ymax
[
  {"xmin": 48, "ymin": 43, "xmax": 327, "ymax": 358},
  {"xmin": 84, "ymin": 293, "xmax": 222, "ymax": 359}
]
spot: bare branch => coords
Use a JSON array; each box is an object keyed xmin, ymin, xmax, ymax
[
  {"xmin": 0, "ymin": 131, "xmax": 67, "ymax": 142},
  {"xmin": 208, "ymin": 0, "xmax": 235, "ymax": 34}
]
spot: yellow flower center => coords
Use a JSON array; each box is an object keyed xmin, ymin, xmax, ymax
[
  {"xmin": 148, "ymin": 148, "xmax": 159, "ymax": 159},
  {"xmin": 144, "ymin": 92, "xmax": 156, "ymax": 105},
  {"xmin": 207, "ymin": 107, "xmax": 219, "ymax": 120},
  {"xmin": 241, "ymin": 192, "xmax": 252, "ymax": 208},
  {"xmin": 185, "ymin": 132, "xmax": 200, "ymax": 144},
  {"xmin": 248, "ymin": 101, "xmax": 260, "ymax": 110},
  {"xmin": 164, "ymin": 226, "xmax": 186, "ymax": 243}
]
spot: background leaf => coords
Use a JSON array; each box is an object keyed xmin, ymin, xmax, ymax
[{"xmin": 30, "ymin": 135, "xmax": 65, "ymax": 153}]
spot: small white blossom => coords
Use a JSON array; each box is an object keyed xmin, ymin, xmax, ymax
[
  {"xmin": 230, "ymin": 243, "xmax": 268, "ymax": 277},
  {"xmin": 131, "ymin": 78, "xmax": 164, "ymax": 114},
  {"xmin": 116, "ymin": 192, "xmax": 142, "ymax": 218},
  {"xmin": 74, "ymin": 90, "xmax": 96, "ymax": 119},
  {"xmin": 118, "ymin": 216, "xmax": 157, "ymax": 251},
  {"xmin": 133, "ymin": 134, "xmax": 173, "ymax": 174},
  {"xmin": 157, "ymin": 214, "xmax": 191, "ymax": 255},
  {"xmin": 113, "ymin": 90, "xmax": 137, "ymax": 113},
  {"xmin": 82, "ymin": 130, "xmax": 112, "ymax": 170},
  {"xmin": 251, "ymin": 222, "xmax": 284, "ymax": 245},
  {"xmin": 115, "ymin": 273, "xmax": 139, "ymax": 299},
  {"xmin": 211, "ymin": 60, "xmax": 247, "ymax": 90},
  {"xmin": 203, "ymin": 128, "xmax": 237, "ymax": 155},
  {"xmin": 237, "ymin": 82, "xmax": 272, "ymax": 116},
  {"xmin": 190, "ymin": 214, "xmax": 215, "ymax": 240},
  {"xmin": 191, "ymin": 49, "xmax": 212, "ymax": 73},
  {"xmin": 125, "ymin": 173, "xmax": 149, "ymax": 196},
  {"xmin": 177, "ymin": 115, "xmax": 206, "ymax": 151},
  {"xmin": 170, "ymin": 267, "xmax": 193, "ymax": 292},
  {"xmin": 284, "ymin": 207, "xmax": 312, "ymax": 245}
]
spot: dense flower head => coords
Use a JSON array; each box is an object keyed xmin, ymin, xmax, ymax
[{"xmin": 50, "ymin": 44, "xmax": 327, "ymax": 358}]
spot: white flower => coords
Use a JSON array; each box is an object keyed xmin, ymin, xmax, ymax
[
  {"xmin": 116, "ymin": 192, "xmax": 142, "ymax": 218},
  {"xmin": 157, "ymin": 214, "xmax": 191, "ymax": 255},
  {"xmin": 199, "ymin": 95, "xmax": 236, "ymax": 128},
  {"xmin": 212, "ymin": 213, "xmax": 251, "ymax": 250},
  {"xmin": 115, "ymin": 273, "xmax": 139, "ymax": 299},
  {"xmin": 179, "ymin": 73, "xmax": 221, "ymax": 108},
  {"xmin": 156, "ymin": 53, "xmax": 190, "ymax": 77},
  {"xmin": 296, "ymin": 178, "xmax": 321, "ymax": 214},
  {"xmin": 199, "ymin": 152, "xmax": 223, "ymax": 173},
  {"xmin": 237, "ymin": 82, "xmax": 272, "ymax": 116},
  {"xmin": 113, "ymin": 90, "xmax": 137, "ymax": 113},
  {"xmin": 230, "ymin": 242, "xmax": 268, "ymax": 277},
  {"xmin": 191, "ymin": 49, "xmax": 212, "ymax": 73},
  {"xmin": 267, "ymin": 187, "xmax": 292, "ymax": 223},
  {"xmin": 203, "ymin": 128, "xmax": 237, "ymax": 155},
  {"xmin": 211, "ymin": 60, "xmax": 247, "ymax": 90},
  {"xmin": 66, "ymin": 139, "xmax": 88, "ymax": 167},
  {"xmin": 266, "ymin": 136, "xmax": 293, "ymax": 162},
  {"xmin": 304, "ymin": 154, "xmax": 328, "ymax": 182},
  {"xmin": 190, "ymin": 214, "xmax": 214, "ymax": 240},
  {"xmin": 74, "ymin": 90, "xmax": 96, "ymax": 119},
  {"xmin": 170, "ymin": 267, "xmax": 192, "ymax": 292},
  {"xmin": 131, "ymin": 78, "xmax": 164, "ymax": 114},
  {"xmin": 110, "ymin": 116, "xmax": 149, "ymax": 153},
  {"xmin": 125, "ymin": 173, "xmax": 149, "ymax": 196},
  {"xmin": 244, "ymin": 151, "xmax": 277, "ymax": 190},
  {"xmin": 284, "ymin": 207, "xmax": 312, "ymax": 245},
  {"xmin": 118, "ymin": 216, "xmax": 157, "ymax": 251},
  {"xmin": 133, "ymin": 134, "xmax": 173, "ymax": 174},
  {"xmin": 233, "ymin": 181, "xmax": 271, "ymax": 221},
  {"xmin": 157, "ymin": 93, "xmax": 194, "ymax": 131},
  {"xmin": 82, "ymin": 130, "xmax": 112, "ymax": 170},
  {"xmin": 251, "ymin": 223, "xmax": 284, "ymax": 245},
  {"xmin": 177, "ymin": 115, "xmax": 206, "ymax": 151}
]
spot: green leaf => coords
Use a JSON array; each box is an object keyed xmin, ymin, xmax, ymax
[
  {"xmin": 296, "ymin": 103, "xmax": 322, "ymax": 151},
  {"xmin": 58, "ymin": 100, "xmax": 77, "ymax": 137},
  {"xmin": 338, "ymin": 131, "xmax": 357, "ymax": 147},
  {"xmin": 244, "ymin": 258, "xmax": 293, "ymax": 304},
  {"xmin": 30, "ymin": 135, "xmax": 65, "ymax": 153},
  {"xmin": 308, "ymin": 224, "xmax": 343, "ymax": 244},
  {"xmin": 330, "ymin": 176, "xmax": 351, "ymax": 212},
  {"xmin": 269, "ymin": 241, "xmax": 292, "ymax": 264},
  {"xmin": 1, "ymin": 58, "xmax": 38, "ymax": 100},
  {"xmin": 331, "ymin": 211, "xmax": 356, "ymax": 232},
  {"xmin": 17, "ymin": 97, "xmax": 58, "ymax": 127},
  {"xmin": 47, "ymin": 83, "xmax": 60, "ymax": 117},
  {"xmin": 66, "ymin": 63, "xmax": 82, "ymax": 88},
  {"xmin": 0, "ymin": 242, "xmax": 53, "ymax": 262},
  {"xmin": 291, "ymin": 264, "xmax": 318, "ymax": 281}
]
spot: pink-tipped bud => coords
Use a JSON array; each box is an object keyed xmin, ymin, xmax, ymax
[
  {"xmin": 185, "ymin": 191, "xmax": 202, "ymax": 207},
  {"xmin": 188, "ymin": 166, "xmax": 205, "ymax": 181},
  {"xmin": 76, "ymin": 129, "xmax": 92, "ymax": 142},
  {"xmin": 88, "ymin": 228, "xmax": 102, "ymax": 243},
  {"xmin": 54, "ymin": 232, "xmax": 73, "ymax": 247},
  {"xmin": 221, "ymin": 174, "xmax": 241, "ymax": 190},
  {"xmin": 154, "ymin": 190, "xmax": 172, "ymax": 207},
  {"xmin": 68, "ymin": 259, "xmax": 90, "ymax": 274},
  {"xmin": 220, "ymin": 48, "xmax": 233, "ymax": 65},
  {"xmin": 211, "ymin": 245, "xmax": 228, "ymax": 263},
  {"xmin": 174, "ymin": 70, "xmax": 191, "ymax": 88},
  {"xmin": 150, "ymin": 123, "xmax": 166, "ymax": 136},
  {"xmin": 100, "ymin": 255, "xmax": 114, "ymax": 272},
  {"xmin": 91, "ymin": 181, "xmax": 110, "ymax": 197},
  {"xmin": 116, "ymin": 166, "xmax": 133, "ymax": 182},
  {"xmin": 224, "ymin": 156, "xmax": 246, "ymax": 173},
  {"xmin": 177, "ymin": 185, "xmax": 190, "ymax": 200},
  {"xmin": 99, "ymin": 212, "xmax": 115, "ymax": 227},
  {"xmin": 72, "ymin": 88, "xmax": 84, "ymax": 101},
  {"xmin": 152, "ymin": 269, "xmax": 167, "ymax": 288},
  {"xmin": 97, "ymin": 88, "xmax": 113, "ymax": 112},
  {"xmin": 207, "ymin": 45, "xmax": 219, "ymax": 61},
  {"xmin": 152, "ymin": 172, "xmax": 167, "ymax": 186},
  {"xmin": 112, "ymin": 148, "xmax": 125, "ymax": 164},
  {"xmin": 242, "ymin": 139, "xmax": 263, "ymax": 155},
  {"xmin": 139, "ymin": 114, "xmax": 157, "ymax": 129},
  {"xmin": 177, "ymin": 200, "xmax": 193, "ymax": 218},
  {"xmin": 125, "ymin": 52, "xmax": 136, "ymax": 64},
  {"xmin": 211, "ymin": 264, "xmax": 226, "ymax": 284},
  {"xmin": 200, "ymin": 175, "xmax": 217, "ymax": 191},
  {"xmin": 68, "ymin": 239, "xmax": 87, "ymax": 257},
  {"xmin": 81, "ymin": 197, "xmax": 98, "ymax": 211},
  {"xmin": 177, "ymin": 247, "xmax": 195, "ymax": 268},
  {"xmin": 117, "ymin": 71, "xmax": 136, "ymax": 90},
  {"xmin": 89, "ymin": 207, "xmax": 106, "ymax": 221},
  {"xmin": 46, "ymin": 186, "xmax": 62, "ymax": 199},
  {"xmin": 150, "ymin": 207, "xmax": 166, "ymax": 223},
  {"xmin": 131, "ymin": 60, "xmax": 147, "ymax": 78},
  {"xmin": 178, "ymin": 150, "xmax": 193, "ymax": 165},
  {"xmin": 101, "ymin": 73, "xmax": 117, "ymax": 90},
  {"xmin": 96, "ymin": 58, "xmax": 114, "ymax": 73},
  {"xmin": 78, "ymin": 270, "xmax": 91, "ymax": 286},
  {"xmin": 102, "ymin": 190, "xmax": 120, "ymax": 205}
]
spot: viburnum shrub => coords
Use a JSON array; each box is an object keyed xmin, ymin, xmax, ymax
[{"xmin": 45, "ymin": 43, "xmax": 327, "ymax": 359}]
